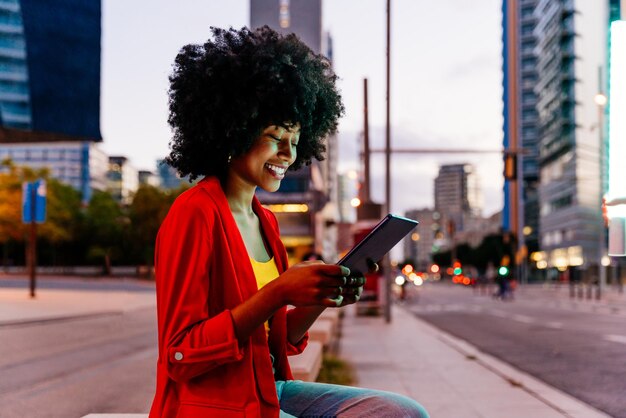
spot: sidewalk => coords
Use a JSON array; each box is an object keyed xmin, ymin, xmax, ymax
[
  {"xmin": 514, "ymin": 283, "xmax": 626, "ymax": 316},
  {"xmin": 339, "ymin": 303, "xmax": 610, "ymax": 418},
  {"xmin": 0, "ymin": 279, "xmax": 611, "ymax": 417},
  {"xmin": 0, "ymin": 279, "xmax": 155, "ymax": 326}
]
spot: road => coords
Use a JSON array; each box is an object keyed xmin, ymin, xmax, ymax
[
  {"xmin": 2, "ymin": 277, "xmax": 625, "ymax": 417},
  {"xmin": 0, "ymin": 278, "xmax": 156, "ymax": 418},
  {"xmin": 404, "ymin": 282, "xmax": 626, "ymax": 418}
]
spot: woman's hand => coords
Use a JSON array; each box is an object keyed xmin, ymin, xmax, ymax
[
  {"xmin": 334, "ymin": 260, "xmax": 378, "ymax": 308},
  {"xmin": 270, "ymin": 261, "xmax": 351, "ymax": 308}
]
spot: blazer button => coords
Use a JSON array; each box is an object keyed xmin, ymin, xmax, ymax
[{"xmin": 174, "ymin": 352, "xmax": 183, "ymax": 361}]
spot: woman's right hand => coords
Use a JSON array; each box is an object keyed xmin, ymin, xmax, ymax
[{"xmin": 270, "ymin": 261, "xmax": 350, "ymax": 308}]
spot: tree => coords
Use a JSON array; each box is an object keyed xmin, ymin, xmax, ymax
[
  {"xmin": 0, "ymin": 159, "xmax": 26, "ymax": 243},
  {"xmin": 37, "ymin": 179, "xmax": 84, "ymax": 266},
  {"xmin": 128, "ymin": 184, "xmax": 188, "ymax": 276},
  {"xmin": 84, "ymin": 190, "xmax": 125, "ymax": 275}
]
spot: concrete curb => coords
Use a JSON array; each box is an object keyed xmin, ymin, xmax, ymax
[{"xmin": 403, "ymin": 306, "xmax": 612, "ymax": 418}]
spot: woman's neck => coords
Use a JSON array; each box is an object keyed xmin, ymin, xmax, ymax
[{"xmin": 224, "ymin": 175, "xmax": 256, "ymax": 217}]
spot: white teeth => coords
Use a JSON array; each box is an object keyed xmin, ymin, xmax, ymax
[{"xmin": 265, "ymin": 164, "xmax": 286, "ymax": 175}]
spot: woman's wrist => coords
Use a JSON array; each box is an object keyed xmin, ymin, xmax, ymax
[{"xmin": 262, "ymin": 279, "xmax": 287, "ymax": 311}]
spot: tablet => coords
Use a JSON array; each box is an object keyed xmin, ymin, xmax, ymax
[{"xmin": 337, "ymin": 214, "xmax": 419, "ymax": 274}]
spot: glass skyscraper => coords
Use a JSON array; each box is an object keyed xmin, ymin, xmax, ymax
[
  {"xmin": 503, "ymin": 0, "xmax": 611, "ymax": 280},
  {"xmin": 0, "ymin": 0, "xmax": 103, "ymax": 202}
]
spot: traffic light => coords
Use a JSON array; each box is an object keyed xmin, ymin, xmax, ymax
[
  {"xmin": 504, "ymin": 153, "xmax": 517, "ymax": 181},
  {"xmin": 453, "ymin": 261, "xmax": 462, "ymax": 275},
  {"xmin": 498, "ymin": 266, "xmax": 510, "ymax": 276}
]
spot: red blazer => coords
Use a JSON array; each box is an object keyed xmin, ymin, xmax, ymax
[{"xmin": 149, "ymin": 177, "xmax": 308, "ymax": 418}]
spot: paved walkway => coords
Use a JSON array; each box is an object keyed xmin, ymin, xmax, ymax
[
  {"xmin": 339, "ymin": 303, "xmax": 610, "ymax": 418},
  {"xmin": 0, "ymin": 277, "xmax": 612, "ymax": 417}
]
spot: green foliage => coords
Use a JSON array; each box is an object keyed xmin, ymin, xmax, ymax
[
  {"xmin": 39, "ymin": 179, "xmax": 83, "ymax": 244},
  {"xmin": 128, "ymin": 185, "xmax": 170, "ymax": 265},
  {"xmin": 0, "ymin": 159, "xmax": 51, "ymax": 243},
  {"xmin": 0, "ymin": 160, "xmax": 191, "ymax": 269},
  {"xmin": 316, "ymin": 354, "xmax": 355, "ymax": 386},
  {"xmin": 432, "ymin": 233, "xmax": 515, "ymax": 272}
]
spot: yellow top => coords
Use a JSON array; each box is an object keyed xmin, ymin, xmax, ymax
[{"xmin": 249, "ymin": 256, "xmax": 280, "ymax": 337}]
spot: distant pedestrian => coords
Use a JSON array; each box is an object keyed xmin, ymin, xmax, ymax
[{"xmin": 149, "ymin": 26, "xmax": 429, "ymax": 418}]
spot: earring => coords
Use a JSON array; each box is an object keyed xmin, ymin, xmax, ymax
[{"xmin": 227, "ymin": 154, "xmax": 232, "ymax": 164}]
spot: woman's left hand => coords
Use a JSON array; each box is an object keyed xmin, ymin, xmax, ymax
[
  {"xmin": 333, "ymin": 260, "xmax": 378, "ymax": 307},
  {"xmin": 334, "ymin": 274, "xmax": 366, "ymax": 307}
]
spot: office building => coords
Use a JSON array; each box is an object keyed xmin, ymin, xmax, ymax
[
  {"xmin": 251, "ymin": 0, "xmax": 340, "ymax": 264},
  {"xmin": 250, "ymin": 0, "xmax": 321, "ymax": 53},
  {"xmin": 403, "ymin": 208, "xmax": 441, "ymax": 271},
  {"xmin": 156, "ymin": 159, "xmax": 186, "ymax": 190},
  {"xmin": 501, "ymin": 0, "xmax": 540, "ymax": 255},
  {"xmin": 0, "ymin": 136, "xmax": 107, "ymax": 200},
  {"xmin": 138, "ymin": 170, "xmax": 160, "ymax": 188},
  {"xmin": 0, "ymin": 0, "xmax": 101, "ymax": 138},
  {"xmin": 0, "ymin": 0, "xmax": 102, "ymax": 201},
  {"xmin": 434, "ymin": 163, "xmax": 482, "ymax": 235},
  {"xmin": 502, "ymin": 1, "xmax": 622, "ymax": 279},
  {"xmin": 107, "ymin": 156, "xmax": 138, "ymax": 204}
]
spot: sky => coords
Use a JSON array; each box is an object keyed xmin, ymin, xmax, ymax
[{"xmin": 101, "ymin": 0, "xmax": 504, "ymax": 217}]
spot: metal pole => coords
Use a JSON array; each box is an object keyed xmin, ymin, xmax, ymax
[
  {"xmin": 363, "ymin": 78, "xmax": 371, "ymax": 203},
  {"xmin": 29, "ymin": 184, "xmax": 36, "ymax": 298},
  {"xmin": 598, "ymin": 77, "xmax": 607, "ymax": 299},
  {"xmin": 384, "ymin": 0, "xmax": 392, "ymax": 323}
]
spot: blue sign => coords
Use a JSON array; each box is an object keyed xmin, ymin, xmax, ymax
[{"xmin": 22, "ymin": 180, "xmax": 47, "ymax": 224}]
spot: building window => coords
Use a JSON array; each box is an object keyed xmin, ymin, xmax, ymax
[
  {"xmin": 551, "ymin": 195, "xmax": 572, "ymax": 211},
  {"xmin": 279, "ymin": 0, "xmax": 290, "ymax": 28}
]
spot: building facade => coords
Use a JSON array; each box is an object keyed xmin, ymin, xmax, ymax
[
  {"xmin": 1, "ymin": 0, "xmax": 101, "ymax": 139},
  {"xmin": 250, "ymin": 0, "xmax": 322, "ymax": 53},
  {"xmin": 0, "ymin": 138, "xmax": 107, "ymax": 201},
  {"xmin": 251, "ymin": 0, "xmax": 340, "ymax": 264},
  {"xmin": 502, "ymin": 1, "xmax": 618, "ymax": 278},
  {"xmin": 403, "ymin": 208, "xmax": 441, "ymax": 271},
  {"xmin": 502, "ymin": 0, "xmax": 541, "ymax": 253},
  {"xmin": 434, "ymin": 163, "xmax": 482, "ymax": 234},
  {"xmin": 0, "ymin": 0, "xmax": 103, "ymax": 201},
  {"xmin": 107, "ymin": 156, "xmax": 138, "ymax": 205}
]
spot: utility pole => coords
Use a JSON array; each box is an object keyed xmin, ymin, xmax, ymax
[
  {"xmin": 596, "ymin": 66, "xmax": 608, "ymax": 299},
  {"xmin": 384, "ymin": 0, "xmax": 392, "ymax": 323},
  {"xmin": 363, "ymin": 78, "xmax": 371, "ymax": 203}
]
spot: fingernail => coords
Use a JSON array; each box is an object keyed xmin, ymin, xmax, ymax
[
  {"xmin": 335, "ymin": 295, "xmax": 344, "ymax": 306},
  {"xmin": 341, "ymin": 266, "xmax": 350, "ymax": 276}
]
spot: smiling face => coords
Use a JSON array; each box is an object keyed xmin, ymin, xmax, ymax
[{"xmin": 228, "ymin": 124, "xmax": 300, "ymax": 192}]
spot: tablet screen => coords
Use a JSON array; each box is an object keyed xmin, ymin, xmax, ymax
[{"xmin": 337, "ymin": 214, "xmax": 419, "ymax": 274}]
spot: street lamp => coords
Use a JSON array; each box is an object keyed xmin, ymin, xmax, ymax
[{"xmin": 596, "ymin": 90, "xmax": 607, "ymax": 298}]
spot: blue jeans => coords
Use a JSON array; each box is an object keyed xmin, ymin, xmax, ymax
[{"xmin": 275, "ymin": 380, "xmax": 429, "ymax": 418}]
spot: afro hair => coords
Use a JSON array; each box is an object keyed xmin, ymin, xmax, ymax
[{"xmin": 165, "ymin": 26, "xmax": 344, "ymax": 181}]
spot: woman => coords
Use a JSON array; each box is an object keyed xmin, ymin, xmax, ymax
[{"xmin": 150, "ymin": 26, "xmax": 429, "ymax": 418}]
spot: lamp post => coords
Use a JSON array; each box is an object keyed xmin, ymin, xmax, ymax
[
  {"xmin": 384, "ymin": 0, "xmax": 392, "ymax": 323},
  {"xmin": 595, "ymin": 91, "xmax": 607, "ymax": 298}
]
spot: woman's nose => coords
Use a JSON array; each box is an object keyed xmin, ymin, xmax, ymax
[{"xmin": 278, "ymin": 141, "xmax": 296, "ymax": 163}]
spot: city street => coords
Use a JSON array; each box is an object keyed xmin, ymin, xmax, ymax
[
  {"xmin": 404, "ymin": 282, "xmax": 626, "ymax": 418},
  {"xmin": 1, "ymin": 277, "xmax": 624, "ymax": 417},
  {"xmin": 0, "ymin": 279, "xmax": 156, "ymax": 418}
]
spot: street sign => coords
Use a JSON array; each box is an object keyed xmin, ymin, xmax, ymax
[{"xmin": 22, "ymin": 179, "xmax": 46, "ymax": 224}]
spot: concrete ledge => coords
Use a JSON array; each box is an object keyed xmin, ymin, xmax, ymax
[
  {"xmin": 82, "ymin": 415, "xmax": 147, "ymax": 418},
  {"xmin": 308, "ymin": 318, "xmax": 334, "ymax": 347},
  {"xmin": 318, "ymin": 308, "xmax": 340, "ymax": 334},
  {"xmin": 289, "ymin": 340, "xmax": 323, "ymax": 382}
]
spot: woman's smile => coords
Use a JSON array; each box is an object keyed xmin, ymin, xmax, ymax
[{"xmin": 265, "ymin": 163, "xmax": 288, "ymax": 179}]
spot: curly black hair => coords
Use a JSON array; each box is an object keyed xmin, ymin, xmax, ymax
[{"xmin": 165, "ymin": 26, "xmax": 344, "ymax": 181}]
